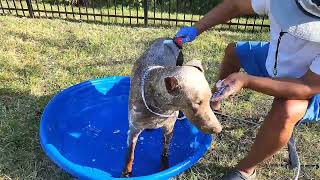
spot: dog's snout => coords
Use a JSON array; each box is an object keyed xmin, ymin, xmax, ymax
[
  {"xmin": 199, "ymin": 124, "xmax": 222, "ymax": 134},
  {"xmin": 185, "ymin": 107, "xmax": 223, "ymax": 135},
  {"xmin": 214, "ymin": 125, "xmax": 223, "ymax": 134}
]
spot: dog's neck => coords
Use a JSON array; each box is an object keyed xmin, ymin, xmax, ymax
[{"xmin": 143, "ymin": 67, "xmax": 178, "ymax": 115}]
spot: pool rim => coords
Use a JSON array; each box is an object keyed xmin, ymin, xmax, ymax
[{"xmin": 39, "ymin": 76, "xmax": 213, "ymax": 180}]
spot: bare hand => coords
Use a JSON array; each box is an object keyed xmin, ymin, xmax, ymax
[{"xmin": 211, "ymin": 73, "xmax": 249, "ymax": 102}]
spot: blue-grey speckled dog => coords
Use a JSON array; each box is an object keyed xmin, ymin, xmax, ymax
[{"xmin": 122, "ymin": 38, "xmax": 222, "ymax": 177}]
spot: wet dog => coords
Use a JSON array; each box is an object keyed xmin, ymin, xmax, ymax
[{"xmin": 121, "ymin": 38, "xmax": 222, "ymax": 177}]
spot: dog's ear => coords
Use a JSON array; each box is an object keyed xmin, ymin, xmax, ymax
[
  {"xmin": 185, "ymin": 60, "xmax": 204, "ymax": 73},
  {"xmin": 164, "ymin": 76, "xmax": 180, "ymax": 94}
]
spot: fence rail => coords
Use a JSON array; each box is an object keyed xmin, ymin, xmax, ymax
[{"xmin": 0, "ymin": 0, "xmax": 269, "ymax": 31}]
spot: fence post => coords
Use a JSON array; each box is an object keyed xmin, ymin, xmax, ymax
[
  {"xmin": 143, "ymin": 0, "xmax": 148, "ymax": 26},
  {"xmin": 26, "ymin": 0, "xmax": 34, "ymax": 18}
]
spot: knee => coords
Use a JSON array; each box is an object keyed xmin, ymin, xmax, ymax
[
  {"xmin": 225, "ymin": 43, "xmax": 236, "ymax": 57},
  {"xmin": 270, "ymin": 99, "xmax": 308, "ymax": 127},
  {"xmin": 224, "ymin": 43, "xmax": 240, "ymax": 64}
]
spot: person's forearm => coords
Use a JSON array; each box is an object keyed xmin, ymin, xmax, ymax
[
  {"xmin": 195, "ymin": 0, "xmax": 254, "ymax": 34},
  {"xmin": 246, "ymin": 75, "xmax": 315, "ymax": 100}
]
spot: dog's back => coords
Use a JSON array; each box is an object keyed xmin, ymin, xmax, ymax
[{"xmin": 131, "ymin": 38, "xmax": 178, "ymax": 81}]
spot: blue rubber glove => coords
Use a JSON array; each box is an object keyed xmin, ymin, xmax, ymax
[{"xmin": 175, "ymin": 26, "xmax": 199, "ymax": 44}]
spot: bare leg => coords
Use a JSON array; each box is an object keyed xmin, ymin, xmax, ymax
[
  {"xmin": 160, "ymin": 123, "xmax": 175, "ymax": 171},
  {"xmin": 218, "ymin": 43, "xmax": 241, "ymax": 80},
  {"xmin": 211, "ymin": 43, "xmax": 241, "ymax": 110},
  {"xmin": 122, "ymin": 127, "xmax": 142, "ymax": 177},
  {"xmin": 236, "ymin": 98, "xmax": 308, "ymax": 176}
]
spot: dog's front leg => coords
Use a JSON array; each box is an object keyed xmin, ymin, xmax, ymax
[
  {"xmin": 121, "ymin": 127, "xmax": 142, "ymax": 177},
  {"xmin": 160, "ymin": 123, "xmax": 175, "ymax": 171}
]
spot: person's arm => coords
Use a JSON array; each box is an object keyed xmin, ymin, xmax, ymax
[
  {"xmin": 176, "ymin": 0, "xmax": 256, "ymax": 43},
  {"xmin": 195, "ymin": 0, "xmax": 255, "ymax": 34},
  {"xmin": 211, "ymin": 70, "xmax": 320, "ymax": 102},
  {"xmin": 246, "ymin": 70, "xmax": 320, "ymax": 99}
]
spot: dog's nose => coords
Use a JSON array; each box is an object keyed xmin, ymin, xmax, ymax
[{"xmin": 214, "ymin": 126, "xmax": 223, "ymax": 134}]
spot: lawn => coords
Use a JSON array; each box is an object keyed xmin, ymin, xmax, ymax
[{"xmin": 0, "ymin": 15, "xmax": 319, "ymax": 180}]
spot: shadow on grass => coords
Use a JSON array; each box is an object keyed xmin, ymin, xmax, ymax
[
  {"xmin": 176, "ymin": 114, "xmax": 258, "ymax": 179},
  {"xmin": 0, "ymin": 88, "xmax": 72, "ymax": 179},
  {"xmin": 176, "ymin": 157, "xmax": 229, "ymax": 179}
]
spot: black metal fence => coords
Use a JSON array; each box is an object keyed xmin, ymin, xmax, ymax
[{"xmin": 0, "ymin": 0, "xmax": 269, "ymax": 31}]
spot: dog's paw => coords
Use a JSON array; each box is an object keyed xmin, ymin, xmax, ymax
[
  {"xmin": 160, "ymin": 160, "xmax": 169, "ymax": 171},
  {"xmin": 160, "ymin": 155, "xmax": 169, "ymax": 171},
  {"xmin": 160, "ymin": 164, "xmax": 169, "ymax": 171},
  {"xmin": 121, "ymin": 170, "xmax": 132, "ymax": 178}
]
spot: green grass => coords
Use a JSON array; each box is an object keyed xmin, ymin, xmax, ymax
[{"xmin": 0, "ymin": 15, "xmax": 319, "ymax": 180}]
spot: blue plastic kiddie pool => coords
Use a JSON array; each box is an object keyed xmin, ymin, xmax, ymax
[{"xmin": 40, "ymin": 76, "xmax": 213, "ymax": 180}]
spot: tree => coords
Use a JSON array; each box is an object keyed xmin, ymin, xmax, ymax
[{"xmin": 71, "ymin": 0, "xmax": 89, "ymax": 7}]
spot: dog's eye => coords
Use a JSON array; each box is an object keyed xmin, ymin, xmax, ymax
[{"xmin": 197, "ymin": 101, "xmax": 202, "ymax": 105}]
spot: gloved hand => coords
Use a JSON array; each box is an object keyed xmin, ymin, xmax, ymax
[{"xmin": 175, "ymin": 26, "xmax": 199, "ymax": 43}]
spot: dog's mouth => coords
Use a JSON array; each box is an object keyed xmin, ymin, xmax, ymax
[{"xmin": 183, "ymin": 111, "xmax": 222, "ymax": 134}]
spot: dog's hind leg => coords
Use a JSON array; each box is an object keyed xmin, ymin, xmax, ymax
[
  {"xmin": 121, "ymin": 127, "xmax": 142, "ymax": 177},
  {"xmin": 160, "ymin": 121, "xmax": 175, "ymax": 171}
]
